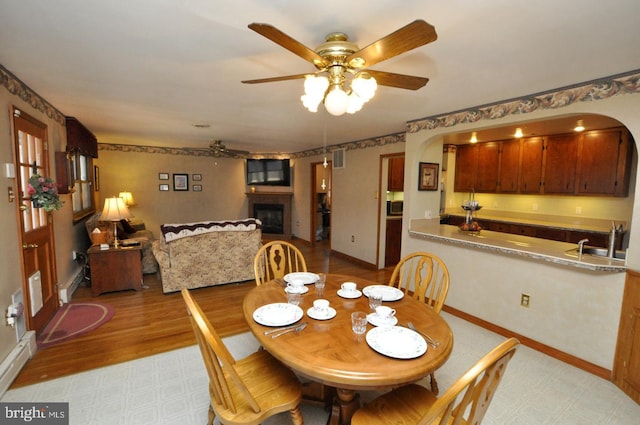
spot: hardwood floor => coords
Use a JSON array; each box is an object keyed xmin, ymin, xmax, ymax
[{"xmin": 11, "ymin": 239, "xmax": 395, "ymax": 388}]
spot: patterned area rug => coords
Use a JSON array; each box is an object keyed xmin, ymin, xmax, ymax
[{"xmin": 36, "ymin": 302, "xmax": 115, "ymax": 349}]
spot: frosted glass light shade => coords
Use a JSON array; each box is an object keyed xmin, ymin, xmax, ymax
[{"xmin": 324, "ymin": 86, "xmax": 349, "ymax": 116}]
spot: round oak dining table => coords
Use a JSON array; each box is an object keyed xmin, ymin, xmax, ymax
[{"xmin": 243, "ymin": 273, "xmax": 453, "ymax": 425}]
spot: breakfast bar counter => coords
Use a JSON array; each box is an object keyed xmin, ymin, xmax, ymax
[{"xmin": 409, "ymin": 218, "xmax": 626, "ymax": 273}]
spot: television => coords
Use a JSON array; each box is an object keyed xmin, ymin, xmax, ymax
[{"xmin": 246, "ymin": 158, "xmax": 291, "ymax": 186}]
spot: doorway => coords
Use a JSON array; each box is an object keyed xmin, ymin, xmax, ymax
[
  {"xmin": 311, "ymin": 161, "xmax": 331, "ymax": 245},
  {"xmin": 12, "ymin": 106, "xmax": 59, "ymax": 333}
]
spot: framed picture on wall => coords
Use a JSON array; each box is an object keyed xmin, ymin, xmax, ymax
[
  {"xmin": 418, "ymin": 162, "xmax": 439, "ymax": 191},
  {"xmin": 192, "ymin": 174, "xmax": 202, "ymax": 181},
  {"xmin": 94, "ymin": 166, "xmax": 100, "ymax": 191},
  {"xmin": 193, "ymin": 184, "xmax": 202, "ymax": 192},
  {"xmin": 159, "ymin": 184, "xmax": 169, "ymax": 191},
  {"xmin": 173, "ymin": 173, "xmax": 189, "ymax": 191},
  {"xmin": 159, "ymin": 172, "xmax": 169, "ymax": 180}
]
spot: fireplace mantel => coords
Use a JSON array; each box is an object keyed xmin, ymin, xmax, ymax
[{"xmin": 246, "ymin": 192, "xmax": 293, "ymax": 240}]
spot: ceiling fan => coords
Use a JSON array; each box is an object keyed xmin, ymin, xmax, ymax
[
  {"xmin": 242, "ymin": 20, "xmax": 437, "ymax": 115},
  {"xmin": 200, "ymin": 140, "xmax": 249, "ymax": 158}
]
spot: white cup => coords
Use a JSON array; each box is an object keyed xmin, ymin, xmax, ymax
[
  {"xmin": 375, "ymin": 306, "xmax": 396, "ymax": 321},
  {"xmin": 287, "ymin": 279, "xmax": 305, "ymax": 293},
  {"xmin": 341, "ymin": 282, "xmax": 357, "ymax": 293},
  {"xmin": 313, "ymin": 299, "xmax": 330, "ymax": 315}
]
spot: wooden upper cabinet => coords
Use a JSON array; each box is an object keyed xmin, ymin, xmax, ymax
[
  {"xmin": 454, "ymin": 144, "xmax": 478, "ymax": 193},
  {"xmin": 387, "ymin": 156, "xmax": 405, "ymax": 191},
  {"xmin": 498, "ymin": 140, "xmax": 520, "ymax": 193},
  {"xmin": 577, "ymin": 129, "xmax": 632, "ymax": 196},
  {"xmin": 543, "ymin": 134, "xmax": 578, "ymax": 194},
  {"xmin": 475, "ymin": 142, "xmax": 500, "ymax": 192},
  {"xmin": 519, "ymin": 137, "xmax": 544, "ymax": 193}
]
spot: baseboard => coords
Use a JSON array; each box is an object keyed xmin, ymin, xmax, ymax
[
  {"xmin": 58, "ymin": 268, "xmax": 85, "ymax": 304},
  {"xmin": 0, "ymin": 331, "xmax": 36, "ymax": 398},
  {"xmin": 442, "ymin": 305, "xmax": 612, "ymax": 380},
  {"xmin": 330, "ymin": 249, "xmax": 378, "ymax": 270}
]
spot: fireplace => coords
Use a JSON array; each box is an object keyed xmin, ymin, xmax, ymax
[
  {"xmin": 246, "ymin": 192, "xmax": 293, "ymax": 239},
  {"xmin": 254, "ymin": 203, "xmax": 284, "ymax": 235}
]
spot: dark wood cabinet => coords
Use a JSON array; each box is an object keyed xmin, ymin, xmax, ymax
[
  {"xmin": 519, "ymin": 137, "xmax": 544, "ymax": 193},
  {"xmin": 543, "ymin": 134, "xmax": 578, "ymax": 194},
  {"xmin": 88, "ymin": 245, "xmax": 143, "ymax": 296},
  {"xmin": 387, "ymin": 156, "xmax": 405, "ymax": 191},
  {"xmin": 454, "ymin": 144, "xmax": 478, "ymax": 193},
  {"xmin": 476, "ymin": 142, "xmax": 500, "ymax": 192},
  {"xmin": 454, "ymin": 127, "xmax": 632, "ymax": 197},
  {"xmin": 385, "ymin": 219, "xmax": 403, "ymax": 266},
  {"xmin": 577, "ymin": 129, "xmax": 632, "ymax": 196},
  {"xmin": 498, "ymin": 140, "xmax": 520, "ymax": 192}
]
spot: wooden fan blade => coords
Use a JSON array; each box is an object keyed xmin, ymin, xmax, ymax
[
  {"xmin": 248, "ymin": 23, "xmax": 329, "ymax": 68},
  {"xmin": 242, "ymin": 73, "xmax": 310, "ymax": 84},
  {"xmin": 366, "ymin": 70, "xmax": 429, "ymax": 90},
  {"xmin": 346, "ymin": 20, "xmax": 437, "ymax": 69}
]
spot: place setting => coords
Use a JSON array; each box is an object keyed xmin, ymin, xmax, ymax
[{"xmin": 307, "ymin": 299, "xmax": 336, "ymax": 321}]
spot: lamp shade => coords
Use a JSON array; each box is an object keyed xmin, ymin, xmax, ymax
[
  {"xmin": 101, "ymin": 196, "xmax": 132, "ymax": 221},
  {"xmin": 118, "ymin": 191, "xmax": 135, "ymax": 207}
]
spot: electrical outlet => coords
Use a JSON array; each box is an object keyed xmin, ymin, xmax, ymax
[
  {"xmin": 520, "ymin": 293, "xmax": 530, "ymax": 307},
  {"xmin": 576, "ymin": 206, "xmax": 582, "ymax": 214},
  {"xmin": 351, "ymin": 235, "xmax": 355, "ymax": 243},
  {"xmin": 532, "ymin": 203, "xmax": 538, "ymax": 211}
]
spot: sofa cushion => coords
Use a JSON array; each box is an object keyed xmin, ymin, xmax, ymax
[{"xmin": 160, "ymin": 218, "xmax": 262, "ymax": 242}]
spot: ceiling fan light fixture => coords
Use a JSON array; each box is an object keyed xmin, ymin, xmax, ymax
[
  {"xmin": 351, "ymin": 72, "xmax": 377, "ymax": 102},
  {"xmin": 324, "ymin": 85, "xmax": 349, "ymax": 116},
  {"xmin": 346, "ymin": 92, "xmax": 364, "ymax": 114},
  {"xmin": 301, "ymin": 75, "xmax": 329, "ymax": 112}
]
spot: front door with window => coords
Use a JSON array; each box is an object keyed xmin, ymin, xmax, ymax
[{"xmin": 12, "ymin": 106, "xmax": 59, "ymax": 333}]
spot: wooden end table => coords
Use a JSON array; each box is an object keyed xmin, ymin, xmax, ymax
[{"xmin": 87, "ymin": 245, "xmax": 143, "ymax": 296}]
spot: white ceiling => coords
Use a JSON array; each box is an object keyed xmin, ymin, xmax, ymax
[{"xmin": 1, "ymin": 0, "xmax": 639, "ymax": 154}]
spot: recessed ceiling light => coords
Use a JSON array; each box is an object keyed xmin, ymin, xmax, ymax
[{"xmin": 470, "ymin": 132, "xmax": 478, "ymax": 143}]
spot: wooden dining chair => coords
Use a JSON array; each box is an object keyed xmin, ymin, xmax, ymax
[
  {"xmin": 181, "ymin": 289, "xmax": 304, "ymax": 425},
  {"xmin": 253, "ymin": 240, "xmax": 307, "ymax": 285},
  {"xmin": 389, "ymin": 251, "xmax": 450, "ymax": 393},
  {"xmin": 351, "ymin": 337, "xmax": 519, "ymax": 425}
]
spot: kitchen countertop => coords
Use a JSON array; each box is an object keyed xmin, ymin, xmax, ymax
[{"xmin": 409, "ymin": 218, "xmax": 626, "ymax": 273}]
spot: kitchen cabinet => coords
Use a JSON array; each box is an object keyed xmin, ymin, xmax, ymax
[
  {"xmin": 613, "ymin": 270, "xmax": 640, "ymax": 404},
  {"xmin": 454, "ymin": 144, "xmax": 477, "ymax": 193},
  {"xmin": 498, "ymin": 140, "xmax": 520, "ymax": 193},
  {"xmin": 519, "ymin": 137, "xmax": 544, "ymax": 193},
  {"xmin": 385, "ymin": 218, "xmax": 402, "ymax": 266},
  {"xmin": 577, "ymin": 129, "xmax": 632, "ymax": 196},
  {"xmin": 387, "ymin": 156, "xmax": 405, "ymax": 191},
  {"xmin": 476, "ymin": 142, "xmax": 500, "ymax": 192},
  {"xmin": 543, "ymin": 134, "xmax": 578, "ymax": 194}
]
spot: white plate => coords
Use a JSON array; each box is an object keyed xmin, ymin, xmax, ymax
[
  {"xmin": 367, "ymin": 313, "xmax": 398, "ymax": 327},
  {"xmin": 253, "ymin": 303, "xmax": 304, "ymax": 327},
  {"xmin": 285, "ymin": 285, "xmax": 309, "ymax": 294},
  {"xmin": 366, "ymin": 326, "xmax": 428, "ymax": 359},
  {"xmin": 363, "ymin": 285, "xmax": 404, "ymax": 302},
  {"xmin": 307, "ymin": 306, "xmax": 337, "ymax": 321},
  {"xmin": 337, "ymin": 289, "xmax": 362, "ymax": 299},
  {"xmin": 284, "ymin": 272, "xmax": 319, "ymax": 284}
]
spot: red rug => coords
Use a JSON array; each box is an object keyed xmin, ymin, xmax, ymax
[{"xmin": 37, "ymin": 302, "xmax": 115, "ymax": 349}]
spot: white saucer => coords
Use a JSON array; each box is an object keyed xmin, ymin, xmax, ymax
[
  {"xmin": 337, "ymin": 289, "xmax": 362, "ymax": 299},
  {"xmin": 285, "ymin": 286, "xmax": 309, "ymax": 294},
  {"xmin": 367, "ymin": 313, "xmax": 398, "ymax": 327},
  {"xmin": 307, "ymin": 306, "xmax": 337, "ymax": 321}
]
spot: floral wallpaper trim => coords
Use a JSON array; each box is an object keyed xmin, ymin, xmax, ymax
[
  {"xmin": 0, "ymin": 64, "xmax": 66, "ymax": 125},
  {"xmin": 98, "ymin": 132, "xmax": 406, "ymax": 159},
  {"xmin": 407, "ymin": 69, "xmax": 640, "ymax": 134}
]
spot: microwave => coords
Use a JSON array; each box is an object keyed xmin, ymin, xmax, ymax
[{"xmin": 387, "ymin": 200, "xmax": 403, "ymax": 216}]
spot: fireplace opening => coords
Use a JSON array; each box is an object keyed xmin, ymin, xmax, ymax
[{"xmin": 254, "ymin": 203, "xmax": 284, "ymax": 234}]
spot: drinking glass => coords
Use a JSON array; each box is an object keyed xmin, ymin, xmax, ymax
[
  {"xmin": 368, "ymin": 290, "xmax": 383, "ymax": 311},
  {"xmin": 287, "ymin": 292, "xmax": 302, "ymax": 306},
  {"xmin": 315, "ymin": 273, "xmax": 326, "ymax": 290},
  {"xmin": 351, "ymin": 311, "xmax": 368, "ymax": 335}
]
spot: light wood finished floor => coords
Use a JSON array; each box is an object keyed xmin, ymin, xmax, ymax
[{"xmin": 11, "ymin": 240, "xmax": 394, "ymax": 388}]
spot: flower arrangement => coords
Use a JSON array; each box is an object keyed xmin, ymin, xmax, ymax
[{"xmin": 28, "ymin": 174, "xmax": 63, "ymax": 212}]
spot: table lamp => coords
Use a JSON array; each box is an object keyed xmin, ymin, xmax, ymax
[
  {"xmin": 101, "ymin": 196, "xmax": 132, "ymax": 248},
  {"xmin": 118, "ymin": 191, "xmax": 135, "ymax": 207}
]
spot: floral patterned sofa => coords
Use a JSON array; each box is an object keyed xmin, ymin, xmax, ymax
[{"xmin": 151, "ymin": 218, "xmax": 262, "ymax": 294}]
